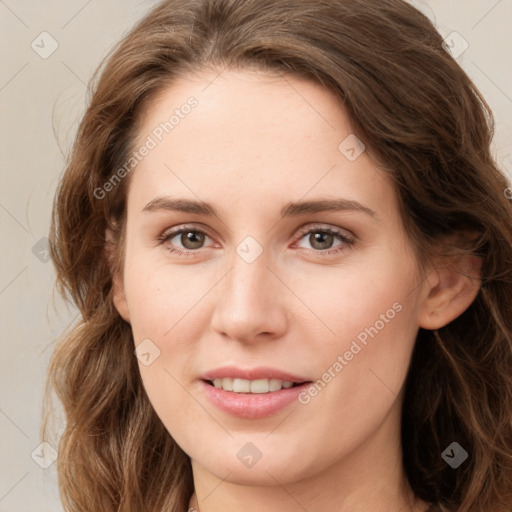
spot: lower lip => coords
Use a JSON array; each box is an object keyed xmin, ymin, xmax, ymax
[{"xmin": 201, "ymin": 380, "xmax": 312, "ymax": 419}]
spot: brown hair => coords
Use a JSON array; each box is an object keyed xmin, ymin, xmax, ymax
[{"xmin": 42, "ymin": 0, "xmax": 512, "ymax": 511}]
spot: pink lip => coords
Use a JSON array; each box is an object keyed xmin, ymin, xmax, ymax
[
  {"xmin": 200, "ymin": 366, "xmax": 311, "ymax": 383},
  {"xmin": 200, "ymin": 380, "xmax": 312, "ymax": 419},
  {"xmin": 199, "ymin": 366, "xmax": 313, "ymax": 419}
]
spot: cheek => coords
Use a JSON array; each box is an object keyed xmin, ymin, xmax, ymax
[
  {"xmin": 124, "ymin": 255, "xmax": 208, "ymax": 342},
  {"xmin": 124, "ymin": 265, "xmax": 208, "ymax": 438},
  {"xmin": 309, "ymin": 246, "xmax": 420, "ymax": 357},
  {"xmin": 288, "ymin": 258, "xmax": 421, "ymax": 469},
  {"xmin": 297, "ymin": 245, "xmax": 421, "ymax": 419},
  {"xmin": 123, "ymin": 259, "xmax": 216, "ymax": 414}
]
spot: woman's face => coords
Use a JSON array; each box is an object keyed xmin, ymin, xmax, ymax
[{"xmin": 114, "ymin": 69, "xmax": 433, "ymax": 487}]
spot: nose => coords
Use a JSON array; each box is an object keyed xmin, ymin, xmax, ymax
[{"xmin": 210, "ymin": 247, "xmax": 288, "ymax": 344}]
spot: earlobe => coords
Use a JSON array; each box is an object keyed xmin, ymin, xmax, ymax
[
  {"xmin": 418, "ymin": 253, "xmax": 483, "ymax": 330},
  {"xmin": 112, "ymin": 271, "xmax": 131, "ymax": 323},
  {"xmin": 105, "ymin": 228, "xmax": 131, "ymax": 323}
]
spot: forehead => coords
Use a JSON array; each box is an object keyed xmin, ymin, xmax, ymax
[
  {"xmin": 126, "ymin": 69, "xmax": 396, "ymax": 222},
  {"xmin": 135, "ymin": 67, "xmax": 351, "ymax": 150}
]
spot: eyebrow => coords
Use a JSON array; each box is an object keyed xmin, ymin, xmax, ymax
[{"xmin": 142, "ymin": 196, "xmax": 377, "ymax": 219}]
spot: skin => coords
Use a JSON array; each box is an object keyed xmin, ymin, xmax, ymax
[{"xmin": 111, "ymin": 69, "xmax": 481, "ymax": 512}]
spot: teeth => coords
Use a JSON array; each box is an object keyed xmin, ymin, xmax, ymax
[{"xmin": 211, "ymin": 377, "xmax": 297, "ymax": 393}]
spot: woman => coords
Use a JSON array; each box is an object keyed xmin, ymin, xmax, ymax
[{"xmin": 42, "ymin": 0, "xmax": 512, "ymax": 511}]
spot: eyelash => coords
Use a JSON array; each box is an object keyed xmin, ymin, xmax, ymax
[{"xmin": 157, "ymin": 224, "xmax": 355, "ymax": 257}]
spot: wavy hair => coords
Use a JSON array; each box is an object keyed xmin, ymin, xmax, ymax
[{"xmin": 42, "ymin": 0, "xmax": 512, "ymax": 510}]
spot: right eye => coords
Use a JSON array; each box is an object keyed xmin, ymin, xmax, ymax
[{"xmin": 158, "ymin": 225, "xmax": 217, "ymax": 256}]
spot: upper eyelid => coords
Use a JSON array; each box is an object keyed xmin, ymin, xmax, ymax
[
  {"xmin": 160, "ymin": 223, "xmax": 216, "ymax": 241},
  {"xmin": 160, "ymin": 222, "xmax": 354, "ymax": 244},
  {"xmin": 295, "ymin": 223, "xmax": 353, "ymax": 238}
]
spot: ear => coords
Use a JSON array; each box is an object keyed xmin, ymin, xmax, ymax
[
  {"xmin": 418, "ymin": 251, "xmax": 483, "ymax": 330},
  {"xmin": 105, "ymin": 228, "xmax": 131, "ymax": 323}
]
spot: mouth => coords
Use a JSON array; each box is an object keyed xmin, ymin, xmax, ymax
[
  {"xmin": 201, "ymin": 378, "xmax": 314, "ymax": 419},
  {"xmin": 199, "ymin": 366, "xmax": 314, "ymax": 418},
  {"xmin": 204, "ymin": 377, "xmax": 310, "ymax": 394}
]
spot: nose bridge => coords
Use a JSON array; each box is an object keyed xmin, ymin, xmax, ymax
[
  {"xmin": 228, "ymin": 248, "xmax": 270, "ymax": 302},
  {"xmin": 211, "ymin": 241, "xmax": 287, "ymax": 341},
  {"xmin": 224, "ymin": 245, "xmax": 274, "ymax": 315}
]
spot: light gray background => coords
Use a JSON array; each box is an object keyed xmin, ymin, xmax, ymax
[{"xmin": 1, "ymin": 1, "xmax": 511, "ymax": 511}]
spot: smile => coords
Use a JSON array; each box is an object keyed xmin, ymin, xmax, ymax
[{"xmin": 209, "ymin": 377, "xmax": 303, "ymax": 393}]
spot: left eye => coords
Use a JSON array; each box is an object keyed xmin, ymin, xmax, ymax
[
  {"xmin": 158, "ymin": 225, "xmax": 354, "ymax": 256},
  {"xmin": 294, "ymin": 227, "xmax": 354, "ymax": 253}
]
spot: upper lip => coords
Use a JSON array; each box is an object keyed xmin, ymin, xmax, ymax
[{"xmin": 201, "ymin": 366, "xmax": 312, "ymax": 383}]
